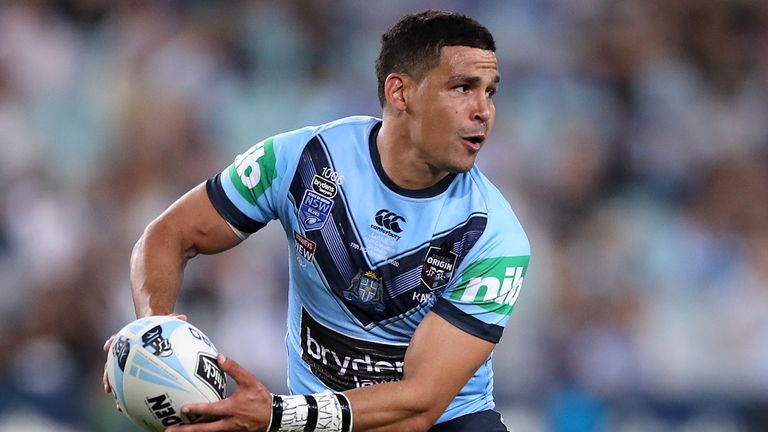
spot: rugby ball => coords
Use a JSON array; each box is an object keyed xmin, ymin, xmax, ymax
[{"xmin": 106, "ymin": 316, "xmax": 227, "ymax": 431}]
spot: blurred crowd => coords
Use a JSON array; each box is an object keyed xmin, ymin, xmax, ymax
[{"xmin": 1, "ymin": 0, "xmax": 767, "ymax": 431}]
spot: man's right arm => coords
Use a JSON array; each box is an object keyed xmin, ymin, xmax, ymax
[{"xmin": 131, "ymin": 182, "xmax": 243, "ymax": 318}]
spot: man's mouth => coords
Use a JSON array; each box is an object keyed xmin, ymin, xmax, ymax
[{"xmin": 461, "ymin": 134, "xmax": 485, "ymax": 151}]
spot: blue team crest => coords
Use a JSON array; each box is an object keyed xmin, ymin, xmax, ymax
[
  {"xmin": 344, "ymin": 270, "xmax": 385, "ymax": 312},
  {"xmin": 299, "ymin": 190, "xmax": 334, "ymax": 231}
]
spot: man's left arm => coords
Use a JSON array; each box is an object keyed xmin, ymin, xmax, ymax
[
  {"xmin": 342, "ymin": 311, "xmax": 495, "ymax": 431},
  {"xmin": 168, "ymin": 311, "xmax": 495, "ymax": 432}
]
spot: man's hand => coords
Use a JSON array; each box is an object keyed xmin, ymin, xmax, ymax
[
  {"xmin": 167, "ymin": 353, "xmax": 273, "ymax": 432},
  {"xmin": 101, "ymin": 334, "xmax": 124, "ymax": 413}
]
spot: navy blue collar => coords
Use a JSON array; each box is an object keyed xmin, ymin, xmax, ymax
[{"xmin": 368, "ymin": 121, "xmax": 457, "ymax": 198}]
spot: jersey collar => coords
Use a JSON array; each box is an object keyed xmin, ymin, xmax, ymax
[{"xmin": 368, "ymin": 121, "xmax": 457, "ymax": 199}]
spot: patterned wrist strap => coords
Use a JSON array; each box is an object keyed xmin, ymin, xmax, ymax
[{"xmin": 267, "ymin": 392, "xmax": 352, "ymax": 432}]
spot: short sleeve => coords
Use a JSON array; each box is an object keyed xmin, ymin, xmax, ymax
[
  {"xmin": 431, "ymin": 203, "xmax": 530, "ymax": 343},
  {"xmin": 206, "ymin": 127, "xmax": 313, "ymax": 235}
]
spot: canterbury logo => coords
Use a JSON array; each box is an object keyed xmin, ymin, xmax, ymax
[{"xmin": 375, "ymin": 209, "xmax": 406, "ymax": 233}]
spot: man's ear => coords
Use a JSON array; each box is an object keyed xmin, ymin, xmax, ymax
[{"xmin": 384, "ymin": 73, "xmax": 408, "ymax": 111}]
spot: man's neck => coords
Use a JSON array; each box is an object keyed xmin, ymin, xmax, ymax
[{"xmin": 376, "ymin": 119, "xmax": 449, "ymax": 191}]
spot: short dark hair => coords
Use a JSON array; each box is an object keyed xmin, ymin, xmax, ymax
[{"xmin": 375, "ymin": 10, "xmax": 496, "ymax": 107}]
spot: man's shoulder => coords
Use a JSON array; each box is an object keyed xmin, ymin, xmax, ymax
[
  {"xmin": 275, "ymin": 116, "xmax": 379, "ymax": 147},
  {"xmin": 310, "ymin": 115, "xmax": 380, "ymax": 139},
  {"xmin": 317, "ymin": 115, "xmax": 381, "ymax": 131},
  {"xmin": 271, "ymin": 116, "xmax": 378, "ymax": 151},
  {"xmin": 463, "ymin": 167, "xmax": 513, "ymax": 213},
  {"xmin": 461, "ymin": 166, "xmax": 530, "ymax": 253}
]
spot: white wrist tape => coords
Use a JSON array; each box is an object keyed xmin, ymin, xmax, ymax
[{"xmin": 267, "ymin": 392, "xmax": 352, "ymax": 432}]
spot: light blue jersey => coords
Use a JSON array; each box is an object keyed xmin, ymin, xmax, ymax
[{"xmin": 207, "ymin": 116, "xmax": 530, "ymax": 424}]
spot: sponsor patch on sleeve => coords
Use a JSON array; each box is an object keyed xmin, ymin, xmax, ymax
[
  {"xmin": 228, "ymin": 137, "xmax": 277, "ymax": 205},
  {"xmin": 449, "ymin": 256, "xmax": 529, "ymax": 316}
]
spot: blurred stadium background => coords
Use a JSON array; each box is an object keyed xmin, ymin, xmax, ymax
[{"xmin": 1, "ymin": 0, "xmax": 767, "ymax": 431}]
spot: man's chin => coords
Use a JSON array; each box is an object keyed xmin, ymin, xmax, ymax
[
  {"xmin": 444, "ymin": 165, "xmax": 474, "ymax": 175},
  {"xmin": 434, "ymin": 156, "xmax": 476, "ymax": 175},
  {"xmin": 449, "ymin": 158, "xmax": 477, "ymax": 173}
]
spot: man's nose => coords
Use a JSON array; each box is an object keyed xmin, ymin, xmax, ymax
[{"xmin": 472, "ymin": 94, "xmax": 492, "ymax": 123}]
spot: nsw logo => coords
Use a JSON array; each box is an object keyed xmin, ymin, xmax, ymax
[{"xmin": 299, "ymin": 190, "xmax": 334, "ymax": 231}]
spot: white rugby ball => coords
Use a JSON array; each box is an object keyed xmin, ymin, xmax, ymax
[{"xmin": 106, "ymin": 316, "xmax": 227, "ymax": 431}]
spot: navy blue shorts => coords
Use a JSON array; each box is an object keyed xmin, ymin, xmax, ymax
[{"xmin": 429, "ymin": 410, "xmax": 508, "ymax": 432}]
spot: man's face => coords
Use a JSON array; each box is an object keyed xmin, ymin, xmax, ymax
[{"xmin": 405, "ymin": 46, "xmax": 499, "ymax": 174}]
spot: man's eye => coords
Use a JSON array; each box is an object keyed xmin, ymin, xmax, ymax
[
  {"xmin": 454, "ymin": 85, "xmax": 469, "ymax": 93},
  {"xmin": 487, "ymin": 88, "xmax": 497, "ymax": 97}
]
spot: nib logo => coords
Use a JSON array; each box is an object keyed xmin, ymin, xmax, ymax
[
  {"xmin": 374, "ymin": 209, "xmax": 405, "ymax": 233},
  {"xmin": 451, "ymin": 256, "xmax": 529, "ymax": 316}
]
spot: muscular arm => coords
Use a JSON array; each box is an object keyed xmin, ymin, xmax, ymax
[
  {"xmin": 344, "ymin": 312, "xmax": 495, "ymax": 432},
  {"xmin": 172, "ymin": 309, "xmax": 495, "ymax": 432},
  {"xmin": 156, "ymin": 187, "xmax": 497, "ymax": 431},
  {"xmin": 131, "ymin": 182, "xmax": 243, "ymax": 317}
]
